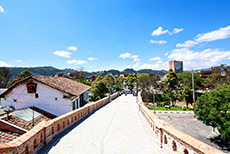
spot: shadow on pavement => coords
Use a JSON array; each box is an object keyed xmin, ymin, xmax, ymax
[{"xmin": 209, "ymin": 135, "xmax": 230, "ymax": 153}]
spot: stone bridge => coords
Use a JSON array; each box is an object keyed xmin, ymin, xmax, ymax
[
  {"xmin": 0, "ymin": 93, "xmax": 223, "ymax": 154},
  {"xmin": 39, "ymin": 94, "xmax": 165, "ymax": 154}
]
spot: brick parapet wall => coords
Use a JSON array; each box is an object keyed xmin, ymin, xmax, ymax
[
  {"xmin": 0, "ymin": 93, "xmax": 118, "ymax": 154},
  {"xmin": 137, "ymin": 92, "xmax": 224, "ymax": 154}
]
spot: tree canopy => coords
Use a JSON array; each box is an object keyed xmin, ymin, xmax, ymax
[
  {"xmin": 125, "ymin": 74, "xmax": 137, "ymax": 90},
  {"xmin": 205, "ymin": 64, "xmax": 230, "ymax": 89},
  {"xmin": 115, "ymin": 75, "xmax": 125, "ymax": 91},
  {"xmin": 90, "ymin": 79, "xmax": 108, "ymax": 101},
  {"xmin": 9, "ymin": 70, "xmax": 32, "ymax": 86},
  {"xmin": 194, "ymin": 85, "xmax": 230, "ymax": 141},
  {"xmin": 104, "ymin": 73, "xmax": 116, "ymax": 92},
  {"xmin": 0, "ymin": 67, "xmax": 12, "ymax": 88}
]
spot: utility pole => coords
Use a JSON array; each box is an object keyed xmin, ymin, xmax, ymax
[
  {"xmin": 192, "ymin": 69, "xmax": 196, "ymax": 104},
  {"xmin": 168, "ymin": 82, "xmax": 170, "ymax": 106},
  {"xmin": 153, "ymin": 89, "xmax": 156, "ymax": 114}
]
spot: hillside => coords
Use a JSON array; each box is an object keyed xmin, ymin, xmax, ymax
[{"xmin": 2, "ymin": 66, "xmax": 168, "ymax": 79}]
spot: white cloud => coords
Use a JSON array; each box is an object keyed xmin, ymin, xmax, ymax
[
  {"xmin": 16, "ymin": 60, "xmax": 21, "ymax": 62},
  {"xmin": 0, "ymin": 6, "xmax": 4, "ymax": 13},
  {"xmin": 119, "ymin": 53, "xmax": 140, "ymax": 62},
  {"xmin": 177, "ymin": 25, "xmax": 230, "ymax": 48},
  {"xmin": 149, "ymin": 40, "xmax": 167, "ymax": 44},
  {"xmin": 176, "ymin": 40, "xmax": 198, "ymax": 48},
  {"xmin": 119, "ymin": 52, "xmax": 131, "ymax": 58},
  {"xmin": 165, "ymin": 53, "xmax": 168, "ymax": 56},
  {"xmin": 88, "ymin": 57, "xmax": 98, "ymax": 61},
  {"xmin": 171, "ymin": 28, "xmax": 184, "ymax": 35},
  {"xmin": 151, "ymin": 27, "xmax": 169, "ymax": 36},
  {"xmin": 53, "ymin": 50, "xmax": 72, "ymax": 58},
  {"xmin": 131, "ymin": 55, "xmax": 140, "ymax": 62},
  {"xmin": 152, "ymin": 27, "xmax": 184, "ymax": 36},
  {"xmin": 67, "ymin": 59, "xmax": 88, "ymax": 65},
  {"xmin": 139, "ymin": 61, "xmax": 168, "ymax": 70},
  {"xmin": 195, "ymin": 25, "xmax": 230, "ymax": 43},
  {"xmin": 149, "ymin": 56, "xmax": 162, "ymax": 61},
  {"xmin": 0, "ymin": 61, "xmax": 10, "ymax": 67},
  {"xmin": 168, "ymin": 48, "xmax": 230, "ymax": 70},
  {"xmin": 125, "ymin": 62, "xmax": 142, "ymax": 70},
  {"xmin": 67, "ymin": 46, "xmax": 77, "ymax": 51}
]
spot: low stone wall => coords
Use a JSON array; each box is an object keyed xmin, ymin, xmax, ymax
[
  {"xmin": 0, "ymin": 93, "xmax": 118, "ymax": 154},
  {"xmin": 138, "ymin": 93, "xmax": 224, "ymax": 154}
]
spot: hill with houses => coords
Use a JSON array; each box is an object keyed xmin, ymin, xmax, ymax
[{"xmin": 4, "ymin": 66, "xmax": 168, "ymax": 79}]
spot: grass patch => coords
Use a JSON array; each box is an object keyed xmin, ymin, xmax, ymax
[{"xmin": 148, "ymin": 106, "xmax": 194, "ymax": 111}]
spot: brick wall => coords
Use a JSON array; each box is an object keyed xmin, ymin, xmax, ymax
[
  {"xmin": 138, "ymin": 92, "xmax": 224, "ymax": 154},
  {"xmin": 0, "ymin": 93, "xmax": 118, "ymax": 154}
]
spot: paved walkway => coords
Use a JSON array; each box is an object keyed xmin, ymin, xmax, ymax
[{"xmin": 39, "ymin": 95, "xmax": 168, "ymax": 154}]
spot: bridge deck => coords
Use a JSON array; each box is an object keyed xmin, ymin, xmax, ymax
[{"xmin": 39, "ymin": 95, "xmax": 168, "ymax": 154}]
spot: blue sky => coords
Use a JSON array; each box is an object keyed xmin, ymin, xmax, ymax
[{"xmin": 0, "ymin": 0, "xmax": 230, "ymax": 72}]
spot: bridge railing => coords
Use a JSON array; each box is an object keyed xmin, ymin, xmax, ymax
[
  {"xmin": 138, "ymin": 92, "xmax": 223, "ymax": 154},
  {"xmin": 0, "ymin": 93, "xmax": 118, "ymax": 154}
]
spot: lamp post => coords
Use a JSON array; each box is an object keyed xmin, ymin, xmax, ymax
[{"xmin": 192, "ymin": 69, "xmax": 196, "ymax": 104}]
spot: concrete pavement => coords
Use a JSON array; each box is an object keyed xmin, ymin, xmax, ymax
[{"xmin": 39, "ymin": 94, "xmax": 168, "ymax": 154}]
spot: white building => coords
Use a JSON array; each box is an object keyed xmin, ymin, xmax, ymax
[{"xmin": 0, "ymin": 75, "xmax": 91, "ymax": 116}]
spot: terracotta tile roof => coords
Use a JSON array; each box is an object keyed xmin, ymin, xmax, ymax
[
  {"xmin": 31, "ymin": 75, "xmax": 91, "ymax": 97},
  {"xmin": 0, "ymin": 75, "xmax": 91, "ymax": 98},
  {"xmin": 0, "ymin": 107, "xmax": 55, "ymax": 143},
  {"xmin": 3, "ymin": 112, "xmax": 51, "ymax": 131},
  {"xmin": 0, "ymin": 107, "xmax": 54, "ymax": 131},
  {"xmin": 0, "ymin": 131, "xmax": 18, "ymax": 143}
]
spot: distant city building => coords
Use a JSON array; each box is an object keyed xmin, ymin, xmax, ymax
[
  {"xmin": 169, "ymin": 60, "xmax": 183, "ymax": 73},
  {"xmin": 67, "ymin": 72, "xmax": 78, "ymax": 79},
  {"xmin": 196, "ymin": 70, "xmax": 212, "ymax": 79}
]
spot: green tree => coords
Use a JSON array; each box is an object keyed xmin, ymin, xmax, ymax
[
  {"xmin": 177, "ymin": 72, "xmax": 204, "ymax": 90},
  {"xmin": 0, "ymin": 67, "xmax": 12, "ymax": 88},
  {"xmin": 194, "ymin": 85, "xmax": 230, "ymax": 142},
  {"xmin": 95, "ymin": 75, "xmax": 104, "ymax": 82},
  {"xmin": 90, "ymin": 80, "xmax": 108, "ymax": 101},
  {"xmin": 9, "ymin": 70, "xmax": 32, "ymax": 86},
  {"xmin": 163, "ymin": 69, "xmax": 179, "ymax": 106},
  {"xmin": 79, "ymin": 70, "xmax": 85, "ymax": 80},
  {"xmin": 137, "ymin": 73, "xmax": 160, "ymax": 102},
  {"xmin": 182, "ymin": 86, "xmax": 193, "ymax": 108},
  {"xmin": 205, "ymin": 64, "xmax": 230, "ymax": 89},
  {"xmin": 115, "ymin": 76, "xmax": 125, "ymax": 91},
  {"xmin": 76, "ymin": 79, "xmax": 92, "ymax": 86},
  {"xmin": 125, "ymin": 74, "xmax": 137, "ymax": 91},
  {"xmin": 104, "ymin": 73, "xmax": 116, "ymax": 93}
]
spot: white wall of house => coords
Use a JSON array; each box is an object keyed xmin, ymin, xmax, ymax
[{"xmin": 1, "ymin": 80, "xmax": 73, "ymax": 116}]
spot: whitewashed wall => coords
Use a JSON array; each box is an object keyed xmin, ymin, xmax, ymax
[{"xmin": 1, "ymin": 80, "xmax": 72, "ymax": 116}]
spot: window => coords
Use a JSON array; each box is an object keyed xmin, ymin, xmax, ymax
[{"xmin": 35, "ymin": 93, "xmax": 39, "ymax": 98}]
